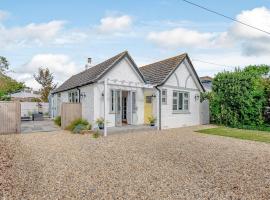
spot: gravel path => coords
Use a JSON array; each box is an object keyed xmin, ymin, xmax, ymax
[{"xmin": 1, "ymin": 125, "xmax": 270, "ymax": 199}]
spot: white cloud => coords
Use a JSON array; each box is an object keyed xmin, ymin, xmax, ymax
[
  {"xmin": 0, "ymin": 20, "xmax": 87, "ymax": 48},
  {"xmin": 231, "ymin": 7, "xmax": 270, "ymax": 39},
  {"xmin": 229, "ymin": 7, "xmax": 270, "ymax": 56},
  {"xmin": 146, "ymin": 7, "xmax": 270, "ymax": 56},
  {"xmin": 97, "ymin": 15, "xmax": 133, "ymax": 33},
  {"xmin": 192, "ymin": 51, "xmax": 270, "ymax": 77},
  {"xmin": 0, "ymin": 20, "xmax": 65, "ymax": 47},
  {"xmin": 0, "ymin": 10, "xmax": 9, "ymax": 21},
  {"xmin": 147, "ymin": 27, "xmax": 231, "ymax": 49},
  {"xmin": 13, "ymin": 54, "xmax": 79, "ymax": 89}
]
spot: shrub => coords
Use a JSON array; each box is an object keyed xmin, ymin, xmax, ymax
[
  {"xmin": 85, "ymin": 124, "xmax": 92, "ymax": 130},
  {"xmin": 54, "ymin": 116, "xmax": 61, "ymax": 126},
  {"xmin": 66, "ymin": 118, "xmax": 89, "ymax": 131},
  {"xmin": 72, "ymin": 124, "xmax": 87, "ymax": 134}
]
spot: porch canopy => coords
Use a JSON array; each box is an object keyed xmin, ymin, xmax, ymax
[{"xmin": 101, "ymin": 78, "xmax": 154, "ymax": 136}]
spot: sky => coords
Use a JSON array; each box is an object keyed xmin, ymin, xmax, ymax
[{"xmin": 0, "ymin": 0, "xmax": 270, "ymax": 89}]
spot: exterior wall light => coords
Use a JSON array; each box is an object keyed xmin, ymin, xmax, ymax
[
  {"xmin": 195, "ymin": 94, "xmax": 200, "ymax": 101},
  {"xmin": 80, "ymin": 92, "xmax": 86, "ymax": 98}
]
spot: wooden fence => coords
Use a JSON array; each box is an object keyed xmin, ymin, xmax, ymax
[
  {"xmin": 61, "ymin": 103, "xmax": 82, "ymax": 129},
  {"xmin": 0, "ymin": 101, "xmax": 21, "ymax": 134}
]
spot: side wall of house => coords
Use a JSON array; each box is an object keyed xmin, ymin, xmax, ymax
[
  {"xmin": 80, "ymin": 85, "xmax": 95, "ymax": 124},
  {"xmin": 160, "ymin": 59, "xmax": 202, "ymax": 129},
  {"xmin": 51, "ymin": 85, "xmax": 95, "ymax": 124}
]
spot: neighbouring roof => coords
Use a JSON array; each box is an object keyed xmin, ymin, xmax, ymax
[
  {"xmin": 53, "ymin": 51, "xmax": 144, "ymax": 94},
  {"xmin": 200, "ymin": 76, "xmax": 213, "ymax": 92},
  {"xmin": 140, "ymin": 53, "xmax": 204, "ymax": 91},
  {"xmin": 200, "ymin": 76, "xmax": 213, "ymax": 82}
]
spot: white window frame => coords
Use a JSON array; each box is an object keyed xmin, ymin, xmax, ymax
[
  {"xmin": 68, "ymin": 90, "xmax": 79, "ymax": 103},
  {"xmin": 172, "ymin": 91, "xmax": 190, "ymax": 113},
  {"xmin": 161, "ymin": 89, "xmax": 167, "ymax": 105}
]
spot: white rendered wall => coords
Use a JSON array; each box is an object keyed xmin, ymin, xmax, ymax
[
  {"xmin": 80, "ymin": 85, "xmax": 95, "ymax": 124},
  {"xmin": 160, "ymin": 59, "xmax": 202, "ymax": 129}
]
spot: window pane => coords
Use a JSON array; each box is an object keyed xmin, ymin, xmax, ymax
[
  {"xmin": 173, "ymin": 91, "xmax": 177, "ymax": 97},
  {"xmin": 184, "ymin": 93, "xmax": 188, "ymax": 98},
  {"xmin": 111, "ymin": 90, "xmax": 114, "ymax": 111},
  {"xmin": 162, "ymin": 90, "xmax": 166, "ymax": 95},
  {"xmin": 162, "ymin": 97, "xmax": 166, "ymax": 103},
  {"xmin": 173, "ymin": 104, "xmax": 177, "ymax": 110},
  {"xmin": 184, "ymin": 100, "xmax": 189, "ymax": 110},
  {"xmin": 178, "ymin": 93, "xmax": 183, "ymax": 110}
]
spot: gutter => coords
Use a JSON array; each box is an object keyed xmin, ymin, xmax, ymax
[{"xmin": 155, "ymin": 86, "xmax": 162, "ymax": 130}]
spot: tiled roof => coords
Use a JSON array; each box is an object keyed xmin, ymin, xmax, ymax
[
  {"xmin": 200, "ymin": 76, "xmax": 213, "ymax": 81},
  {"xmin": 139, "ymin": 53, "xmax": 187, "ymax": 85},
  {"xmin": 53, "ymin": 51, "xmax": 127, "ymax": 93}
]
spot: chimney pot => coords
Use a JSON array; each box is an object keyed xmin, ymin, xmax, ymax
[
  {"xmin": 87, "ymin": 58, "xmax": 92, "ymax": 64},
  {"xmin": 85, "ymin": 58, "xmax": 92, "ymax": 70}
]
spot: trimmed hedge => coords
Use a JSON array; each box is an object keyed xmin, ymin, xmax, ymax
[{"xmin": 209, "ymin": 65, "xmax": 270, "ymax": 128}]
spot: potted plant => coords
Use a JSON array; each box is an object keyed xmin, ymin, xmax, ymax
[
  {"xmin": 148, "ymin": 115, "xmax": 156, "ymax": 126},
  {"xmin": 96, "ymin": 117, "xmax": 105, "ymax": 129}
]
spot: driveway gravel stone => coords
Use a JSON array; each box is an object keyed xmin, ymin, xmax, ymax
[{"xmin": 1, "ymin": 125, "xmax": 270, "ymax": 199}]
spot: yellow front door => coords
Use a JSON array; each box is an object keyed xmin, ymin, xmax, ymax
[{"xmin": 144, "ymin": 95, "xmax": 153, "ymax": 124}]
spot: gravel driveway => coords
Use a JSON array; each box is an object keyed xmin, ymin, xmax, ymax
[{"xmin": 1, "ymin": 126, "xmax": 270, "ymax": 199}]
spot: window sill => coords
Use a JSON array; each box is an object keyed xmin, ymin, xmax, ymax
[{"xmin": 172, "ymin": 111, "xmax": 190, "ymax": 114}]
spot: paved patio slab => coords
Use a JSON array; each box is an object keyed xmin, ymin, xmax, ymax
[{"xmin": 21, "ymin": 119, "xmax": 60, "ymax": 133}]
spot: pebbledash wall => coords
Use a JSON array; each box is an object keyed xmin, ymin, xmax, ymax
[{"xmin": 158, "ymin": 60, "xmax": 202, "ymax": 129}]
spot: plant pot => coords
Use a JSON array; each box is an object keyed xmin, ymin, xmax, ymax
[
  {"xmin": 150, "ymin": 123, "xmax": 155, "ymax": 127},
  {"xmin": 98, "ymin": 124, "xmax": 104, "ymax": 130}
]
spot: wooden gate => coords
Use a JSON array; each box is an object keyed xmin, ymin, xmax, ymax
[
  {"xmin": 200, "ymin": 100, "xmax": 210, "ymax": 125},
  {"xmin": 0, "ymin": 101, "xmax": 21, "ymax": 134},
  {"xmin": 61, "ymin": 103, "xmax": 82, "ymax": 129}
]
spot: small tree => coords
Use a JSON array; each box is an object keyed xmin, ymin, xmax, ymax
[
  {"xmin": 34, "ymin": 67, "xmax": 57, "ymax": 102},
  {"xmin": 0, "ymin": 56, "xmax": 9, "ymax": 74},
  {"xmin": 0, "ymin": 57, "xmax": 24, "ymax": 100}
]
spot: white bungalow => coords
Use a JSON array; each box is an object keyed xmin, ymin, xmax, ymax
[{"xmin": 51, "ymin": 51, "xmax": 206, "ymax": 135}]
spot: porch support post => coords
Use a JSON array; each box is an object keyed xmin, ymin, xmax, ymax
[{"xmin": 104, "ymin": 78, "xmax": 108, "ymax": 136}]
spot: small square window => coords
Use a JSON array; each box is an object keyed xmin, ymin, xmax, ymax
[{"xmin": 161, "ymin": 89, "xmax": 167, "ymax": 105}]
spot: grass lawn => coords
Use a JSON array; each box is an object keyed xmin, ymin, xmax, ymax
[{"xmin": 197, "ymin": 127, "xmax": 270, "ymax": 143}]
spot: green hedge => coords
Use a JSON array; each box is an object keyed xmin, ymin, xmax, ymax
[{"xmin": 209, "ymin": 65, "xmax": 270, "ymax": 128}]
